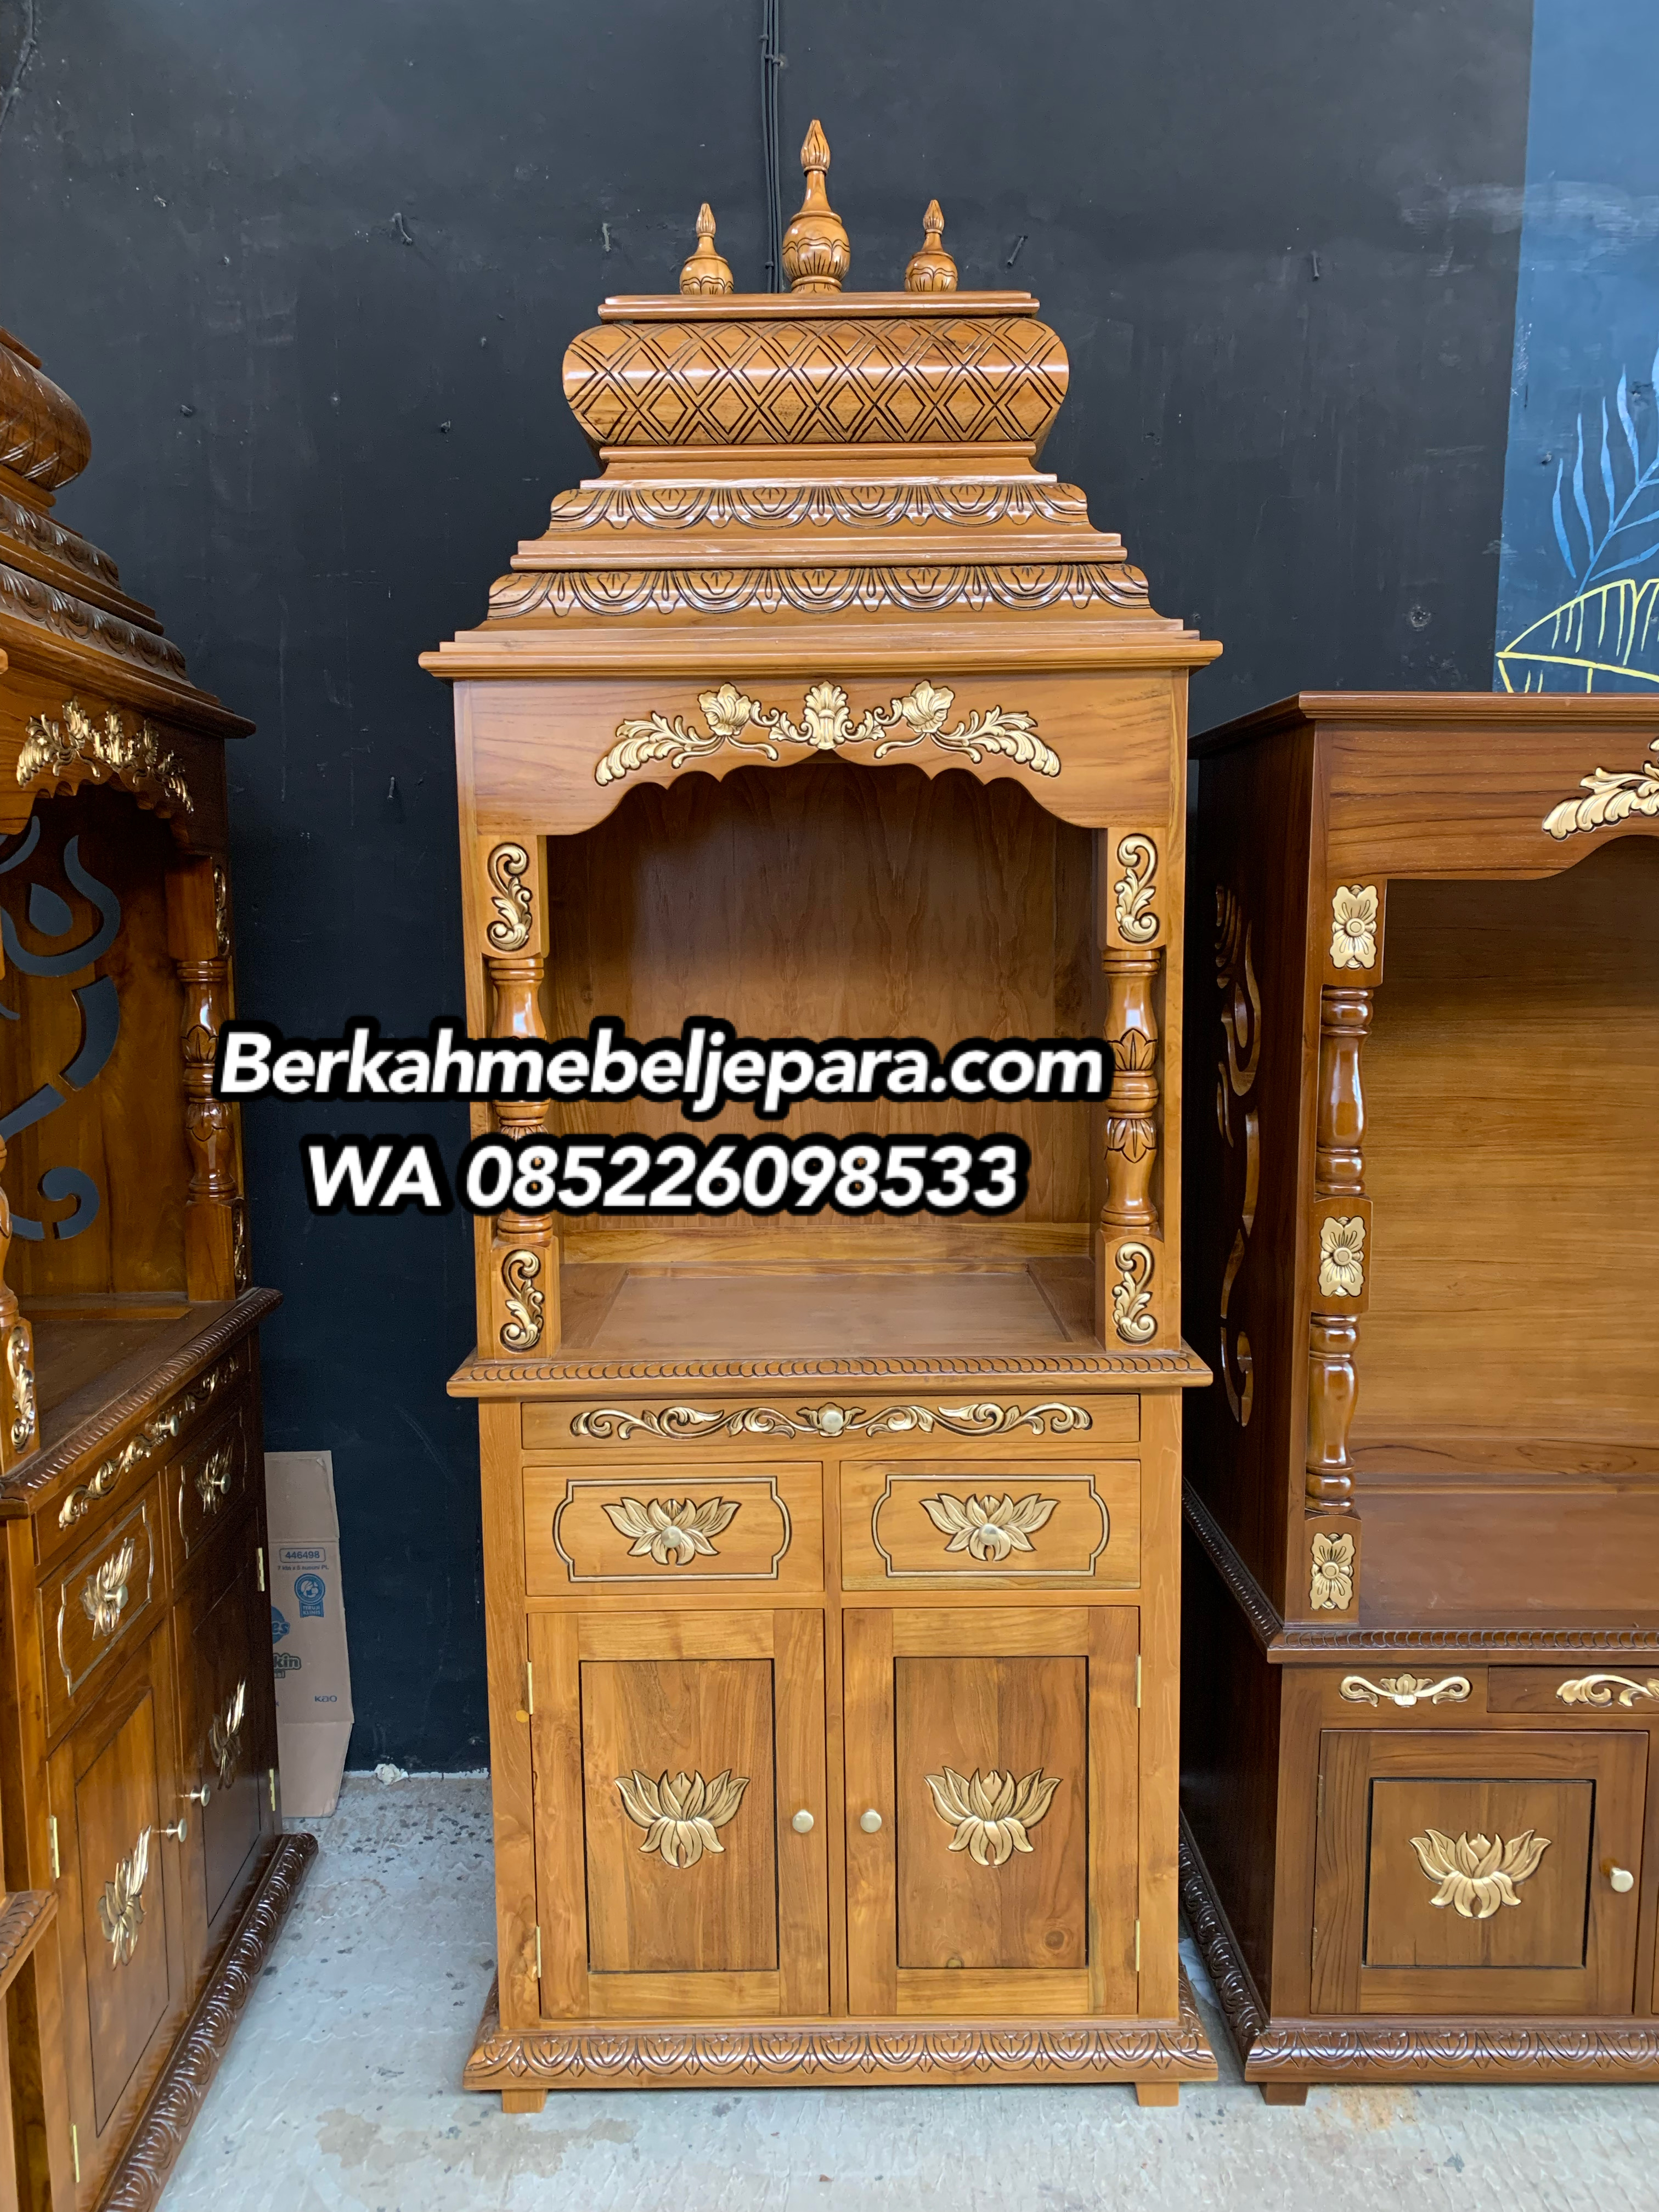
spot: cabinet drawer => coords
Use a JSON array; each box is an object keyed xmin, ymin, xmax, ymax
[
  {"xmin": 523, "ymin": 1462, "xmax": 823, "ymax": 1593},
  {"xmin": 47, "ymin": 1487, "xmax": 162, "ymax": 1736},
  {"xmin": 523, "ymin": 1394, "xmax": 1136, "ymax": 1457},
  {"xmin": 171, "ymin": 1408, "xmax": 251, "ymax": 1568},
  {"xmin": 840, "ymin": 1461, "xmax": 1139, "ymax": 1589},
  {"xmin": 43, "ymin": 1346, "xmax": 247, "ymax": 1565}
]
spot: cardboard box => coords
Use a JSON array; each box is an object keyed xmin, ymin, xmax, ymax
[{"xmin": 266, "ymin": 1450, "xmax": 354, "ymax": 1817}]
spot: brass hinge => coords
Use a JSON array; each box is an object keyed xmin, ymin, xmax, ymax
[
  {"xmin": 269, "ymin": 1767, "xmax": 278, "ymax": 1812},
  {"xmin": 1135, "ymin": 1656, "xmax": 1142, "ymax": 1708},
  {"xmin": 47, "ymin": 1815, "xmax": 59, "ymax": 1881},
  {"xmin": 71, "ymin": 2124, "xmax": 80, "ymax": 2186},
  {"xmin": 1134, "ymin": 1918, "xmax": 1141, "ymax": 1974},
  {"xmin": 534, "ymin": 1926, "xmax": 543, "ymax": 1981},
  {"xmin": 256, "ymin": 1545, "xmax": 266, "ymax": 1593},
  {"xmin": 526, "ymin": 1662, "xmax": 534, "ymax": 1717},
  {"xmin": 1317, "ymin": 1771, "xmax": 1325, "ymax": 1822}
]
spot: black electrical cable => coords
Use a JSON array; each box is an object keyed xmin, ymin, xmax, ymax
[{"xmin": 760, "ymin": 0, "xmax": 784, "ymax": 290}]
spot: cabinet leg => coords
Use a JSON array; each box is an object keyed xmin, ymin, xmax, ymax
[
  {"xmin": 1135, "ymin": 2082, "xmax": 1179, "ymax": 2108},
  {"xmin": 501, "ymin": 2090, "xmax": 546, "ymax": 2115},
  {"xmin": 1259, "ymin": 2083, "xmax": 1309, "ymax": 2107}
]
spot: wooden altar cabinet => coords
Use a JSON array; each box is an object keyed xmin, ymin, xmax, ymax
[
  {"xmin": 424, "ymin": 133, "xmax": 1221, "ymax": 2102},
  {"xmin": 0, "ymin": 321, "xmax": 311, "ymax": 2208},
  {"xmin": 1179, "ymin": 691, "xmax": 1659, "ymax": 2097}
]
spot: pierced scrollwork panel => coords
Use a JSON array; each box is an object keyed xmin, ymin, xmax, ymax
[{"xmin": 570, "ymin": 1400, "xmax": 1093, "ymax": 1443}]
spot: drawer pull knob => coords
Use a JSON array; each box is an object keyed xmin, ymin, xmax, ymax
[
  {"xmin": 1606, "ymin": 1863, "xmax": 1635, "ymax": 1894},
  {"xmin": 791, "ymin": 1809, "xmax": 815, "ymax": 1835},
  {"xmin": 161, "ymin": 1817, "xmax": 188, "ymax": 1843},
  {"xmin": 185, "ymin": 1785, "xmax": 212, "ymax": 1807},
  {"xmin": 859, "ymin": 1808, "xmax": 883, "ymax": 1834}
]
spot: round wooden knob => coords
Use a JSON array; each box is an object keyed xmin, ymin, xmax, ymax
[
  {"xmin": 1607, "ymin": 1863, "xmax": 1635, "ymax": 1893},
  {"xmin": 791, "ymin": 1809, "xmax": 815, "ymax": 1834},
  {"xmin": 859, "ymin": 1808, "xmax": 883, "ymax": 1833}
]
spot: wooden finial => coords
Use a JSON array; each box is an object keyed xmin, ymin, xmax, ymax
[
  {"xmin": 679, "ymin": 203, "xmax": 735, "ymax": 295},
  {"xmin": 904, "ymin": 199, "xmax": 958, "ymax": 294},
  {"xmin": 780, "ymin": 119, "xmax": 850, "ymax": 294}
]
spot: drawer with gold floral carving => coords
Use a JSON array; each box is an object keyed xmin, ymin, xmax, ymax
[
  {"xmin": 41, "ymin": 1347, "xmax": 249, "ymax": 1567},
  {"xmin": 170, "ymin": 1406, "xmax": 252, "ymax": 1570},
  {"xmin": 839, "ymin": 1459, "xmax": 1141, "ymax": 1589},
  {"xmin": 522, "ymin": 1393, "xmax": 1134, "ymax": 1458},
  {"xmin": 47, "ymin": 1484, "xmax": 162, "ymax": 1735},
  {"xmin": 523, "ymin": 1460, "xmax": 823, "ymax": 1594}
]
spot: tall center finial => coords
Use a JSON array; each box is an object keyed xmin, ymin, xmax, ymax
[{"xmin": 780, "ymin": 119, "xmax": 850, "ymax": 294}]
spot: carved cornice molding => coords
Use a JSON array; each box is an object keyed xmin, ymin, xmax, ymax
[
  {"xmin": 464, "ymin": 1972, "xmax": 1217, "ymax": 2087},
  {"xmin": 99, "ymin": 1835, "xmax": 318, "ymax": 2212},
  {"xmin": 1249, "ymin": 2018, "xmax": 1659, "ymax": 2083},
  {"xmin": 490, "ymin": 561, "xmax": 1149, "ymax": 622},
  {"xmin": 562, "ymin": 313, "xmax": 1069, "ymax": 454},
  {"xmin": 0, "ymin": 561, "xmax": 188, "ymax": 682},
  {"xmin": 541, "ymin": 480, "xmax": 1096, "ymax": 534},
  {"xmin": 1176, "ymin": 1814, "xmax": 1266, "ymax": 2064},
  {"xmin": 454, "ymin": 1346, "xmax": 1210, "ymax": 1390},
  {"xmin": 1182, "ymin": 1482, "xmax": 1280, "ymax": 1654},
  {"xmin": 0, "ymin": 486, "xmax": 140, "ymax": 617}
]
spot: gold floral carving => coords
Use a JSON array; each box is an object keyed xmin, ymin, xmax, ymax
[
  {"xmin": 601, "ymin": 1495, "xmax": 741, "ymax": 1566},
  {"xmin": 1329, "ymin": 885, "xmax": 1378, "ymax": 970},
  {"xmin": 194, "ymin": 1440, "xmax": 235, "ymax": 1512},
  {"xmin": 595, "ymin": 680, "xmax": 1057, "ymax": 788},
  {"xmin": 1543, "ymin": 738, "xmax": 1659, "ymax": 840},
  {"xmin": 924, "ymin": 1767, "xmax": 1062, "ymax": 1866},
  {"xmin": 1215, "ymin": 888, "xmax": 1262, "ymax": 1427},
  {"xmin": 1110, "ymin": 1242, "xmax": 1156, "ymax": 1342},
  {"xmin": 499, "ymin": 1249, "xmax": 544, "ymax": 1351},
  {"xmin": 1318, "ymin": 1216, "xmax": 1366, "ymax": 1297},
  {"xmin": 1339, "ymin": 1673, "xmax": 1471, "ymax": 1708},
  {"xmin": 57, "ymin": 1357, "xmax": 234, "ymax": 1530},
  {"xmin": 99, "ymin": 1826, "xmax": 151, "ymax": 1967},
  {"xmin": 6, "ymin": 1323, "xmax": 35, "ymax": 1453},
  {"xmin": 18, "ymin": 696, "xmax": 192, "ymax": 814},
  {"xmin": 615, "ymin": 1769, "xmax": 749, "ymax": 1868},
  {"xmin": 1113, "ymin": 836, "xmax": 1158, "ymax": 943},
  {"xmin": 484, "ymin": 843, "xmax": 533, "ymax": 952},
  {"xmin": 209, "ymin": 1679, "xmax": 247, "ymax": 1790},
  {"xmin": 83, "ymin": 1538, "xmax": 137, "ymax": 1637},
  {"xmin": 212, "ymin": 859, "xmax": 231, "ymax": 956},
  {"xmin": 918, "ymin": 1492, "xmax": 1058, "ymax": 1564},
  {"xmin": 1557, "ymin": 1672, "xmax": 1659, "ymax": 1708},
  {"xmin": 1409, "ymin": 1827, "xmax": 1550, "ymax": 1918},
  {"xmin": 1310, "ymin": 1530, "xmax": 1355, "ymax": 1611},
  {"xmin": 571, "ymin": 1401, "xmax": 1092, "ymax": 1442}
]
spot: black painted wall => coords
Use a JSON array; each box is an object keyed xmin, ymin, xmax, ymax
[{"xmin": 0, "ymin": 0, "xmax": 1531, "ymax": 1766}]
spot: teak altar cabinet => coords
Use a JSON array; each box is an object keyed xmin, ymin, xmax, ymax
[
  {"xmin": 426, "ymin": 128, "xmax": 1221, "ymax": 2104},
  {"xmin": 0, "ymin": 322, "xmax": 310, "ymax": 2208},
  {"xmin": 1180, "ymin": 691, "xmax": 1659, "ymax": 2097}
]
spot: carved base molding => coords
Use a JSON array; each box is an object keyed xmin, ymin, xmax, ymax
[
  {"xmin": 464, "ymin": 1973, "xmax": 1218, "ymax": 2091},
  {"xmin": 1178, "ymin": 1814, "xmax": 1659, "ymax": 2086},
  {"xmin": 99, "ymin": 1832, "xmax": 318, "ymax": 2212}
]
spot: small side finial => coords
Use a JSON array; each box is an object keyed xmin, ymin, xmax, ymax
[
  {"xmin": 905, "ymin": 200, "xmax": 958, "ymax": 294},
  {"xmin": 780, "ymin": 119, "xmax": 850, "ymax": 294},
  {"xmin": 680, "ymin": 203, "xmax": 735, "ymax": 295}
]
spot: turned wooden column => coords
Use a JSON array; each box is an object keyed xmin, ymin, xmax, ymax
[
  {"xmin": 1306, "ymin": 985, "xmax": 1372, "ymax": 1507},
  {"xmin": 1100, "ymin": 943, "xmax": 1162, "ymax": 1345},
  {"xmin": 167, "ymin": 855, "xmax": 247, "ymax": 1301},
  {"xmin": 479, "ymin": 837, "xmax": 558, "ymax": 1355}
]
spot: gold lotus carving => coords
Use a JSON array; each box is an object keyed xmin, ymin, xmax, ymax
[
  {"xmin": 615, "ymin": 1769, "xmax": 749, "ymax": 1868},
  {"xmin": 195, "ymin": 1440, "xmax": 234, "ymax": 1511},
  {"xmin": 1557, "ymin": 1672, "xmax": 1659, "ymax": 1708},
  {"xmin": 601, "ymin": 1495, "xmax": 741, "ymax": 1565},
  {"xmin": 1409, "ymin": 1827, "xmax": 1550, "ymax": 1919},
  {"xmin": 19, "ymin": 697, "xmax": 192, "ymax": 813},
  {"xmin": 1310, "ymin": 1530, "xmax": 1355, "ymax": 1611},
  {"xmin": 83, "ymin": 1538, "xmax": 137, "ymax": 1637},
  {"xmin": 571, "ymin": 1401, "xmax": 1091, "ymax": 1443},
  {"xmin": 209, "ymin": 1679, "xmax": 247, "ymax": 1790},
  {"xmin": 924, "ymin": 1767, "xmax": 1061, "ymax": 1866},
  {"xmin": 1543, "ymin": 738, "xmax": 1659, "ymax": 839},
  {"xmin": 919, "ymin": 1491, "xmax": 1057, "ymax": 1564},
  {"xmin": 1113, "ymin": 834, "xmax": 1158, "ymax": 943},
  {"xmin": 99, "ymin": 1827, "xmax": 151, "ymax": 1967},
  {"xmin": 1318, "ymin": 1216, "xmax": 1366, "ymax": 1297},
  {"xmin": 595, "ymin": 680, "xmax": 1057, "ymax": 787},
  {"xmin": 1329, "ymin": 885, "xmax": 1378, "ymax": 970}
]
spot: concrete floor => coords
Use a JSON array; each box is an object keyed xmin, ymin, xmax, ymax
[{"xmin": 160, "ymin": 1775, "xmax": 1659, "ymax": 2212}]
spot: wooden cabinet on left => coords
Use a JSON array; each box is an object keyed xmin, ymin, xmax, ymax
[{"xmin": 0, "ymin": 324, "xmax": 313, "ymax": 2207}]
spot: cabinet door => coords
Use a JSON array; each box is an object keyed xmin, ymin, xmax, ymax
[
  {"xmin": 1312, "ymin": 1728, "xmax": 1646, "ymax": 2016},
  {"xmin": 529, "ymin": 1609, "xmax": 828, "ymax": 2022},
  {"xmin": 844, "ymin": 1605, "xmax": 1138, "ymax": 2019},
  {"xmin": 172, "ymin": 1528, "xmax": 275, "ymax": 1973},
  {"xmin": 47, "ymin": 1621, "xmax": 188, "ymax": 2182}
]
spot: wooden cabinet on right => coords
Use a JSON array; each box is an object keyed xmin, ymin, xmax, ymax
[{"xmin": 1177, "ymin": 694, "xmax": 1659, "ymax": 2095}]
